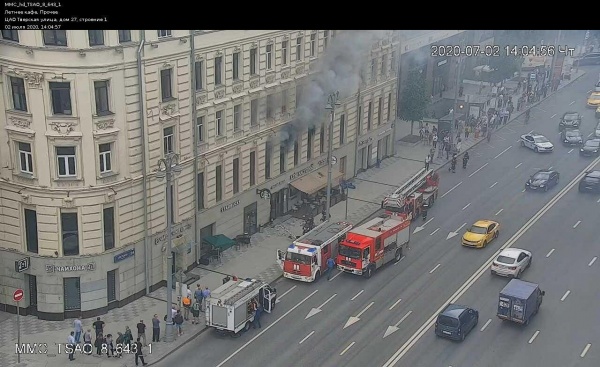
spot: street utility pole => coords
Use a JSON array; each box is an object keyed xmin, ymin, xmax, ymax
[
  {"xmin": 549, "ymin": 30, "xmax": 562, "ymax": 89},
  {"xmin": 449, "ymin": 40, "xmax": 464, "ymax": 145},
  {"xmin": 156, "ymin": 152, "xmax": 182, "ymax": 343},
  {"xmin": 324, "ymin": 91, "xmax": 341, "ymax": 221}
]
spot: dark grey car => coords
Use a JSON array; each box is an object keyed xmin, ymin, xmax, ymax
[
  {"xmin": 580, "ymin": 139, "xmax": 600, "ymax": 157},
  {"xmin": 561, "ymin": 129, "xmax": 583, "ymax": 146},
  {"xmin": 559, "ymin": 112, "xmax": 582, "ymax": 131},
  {"xmin": 435, "ymin": 304, "xmax": 479, "ymax": 341}
]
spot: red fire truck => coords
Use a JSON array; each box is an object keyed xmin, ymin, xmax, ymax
[
  {"xmin": 336, "ymin": 215, "xmax": 410, "ymax": 278},
  {"xmin": 276, "ymin": 221, "xmax": 353, "ymax": 282},
  {"xmin": 381, "ymin": 168, "xmax": 439, "ymax": 220}
]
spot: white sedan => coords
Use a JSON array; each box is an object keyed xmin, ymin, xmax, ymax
[
  {"xmin": 520, "ymin": 133, "xmax": 554, "ymax": 152},
  {"xmin": 491, "ymin": 248, "xmax": 532, "ymax": 278}
]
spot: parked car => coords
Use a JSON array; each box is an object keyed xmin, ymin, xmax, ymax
[
  {"xmin": 561, "ymin": 129, "xmax": 583, "ymax": 146},
  {"xmin": 520, "ymin": 133, "xmax": 554, "ymax": 152},
  {"xmin": 435, "ymin": 304, "xmax": 479, "ymax": 341},
  {"xmin": 578, "ymin": 170, "xmax": 600, "ymax": 193},
  {"xmin": 491, "ymin": 248, "xmax": 532, "ymax": 278},
  {"xmin": 580, "ymin": 139, "xmax": 600, "ymax": 157},
  {"xmin": 525, "ymin": 169, "xmax": 560, "ymax": 192},
  {"xmin": 559, "ymin": 112, "xmax": 582, "ymax": 131},
  {"xmin": 573, "ymin": 52, "xmax": 600, "ymax": 66}
]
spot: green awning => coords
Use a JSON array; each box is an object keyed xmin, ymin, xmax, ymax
[{"xmin": 202, "ymin": 234, "xmax": 235, "ymax": 250}]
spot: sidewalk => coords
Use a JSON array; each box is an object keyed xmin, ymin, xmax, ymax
[{"xmin": 1, "ymin": 68, "xmax": 586, "ymax": 367}]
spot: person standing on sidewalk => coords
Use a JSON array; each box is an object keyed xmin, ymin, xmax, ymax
[
  {"xmin": 182, "ymin": 294, "xmax": 192, "ymax": 320},
  {"xmin": 192, "ymin": 300, "xmax": 201, "ymax": 324},
  {"xmin": 201, "ymin": 287, "xmax": 211, "ymax": 312},
  {"xmin": 424, "ymin": 154, "xmax": 431, "ymax": 170},
  {"xmin": 73, "ymin": 316, "xmax": 82, "ymax": 344},
  {"xmin": 92, "ymin": 317, "xmax": 105, "ymax": 337},
  {"xmin": 82, "ymin": 329, "xmax": 93, "ymax": 354},
  {"xmin": 67, "ymin": 331, "xmax": 76, "ymax": 361},
  {"xmin": 152, "ymin": 314, "xmax": 160, "ymax": 342},
  {"xmin": 174, "ymin": 310, "xmax": 184, "ymax": 336},
  {"xmin": 136, "ymin": 320, "xmax": 147, "ymax": 346},
  {"xmin": 326, "ymin": 257, "xmax": 336, "ymax": 280},
  {"xmin": 134, "ymin": 338, "xmax": 148, "ymax": 366},
  {"xmin": 432, "ymin": 134, "xmax": 438, "ymax": 149},
  {"xmin": 194, "ymin": 284, "xmax": 203, "ymax": 306}
]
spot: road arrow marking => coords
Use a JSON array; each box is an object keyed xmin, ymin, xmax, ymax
[
  {"xmin": 344, "ymin": 301, "xmax": 374, "ymax": 329},
  {"xmin": 589, "ymin": 257, "xmax": 597, "ymax": 266},
  {"xmin": 305, "ymin": 293, "xmax": 337, "ymax": 319},
  {"xmin": 441, "ymin": 181, "xmax": 462, "ymax": 198},
  {"xmin": 480, "ymin": 318, "xmax": 492, "ymax": 332},
  {"xmin": 350, "ymin": 290, "xmax": 364, "ymax": 301},
  {"xmin": 275, "ymin": 285, "xmax": 297, "ymax": 304},
  {"xmin": 384, "ymin": 310, "xmax": 413, "ymax": 338},
  {"xmin": 546, "ymin": 249, "xmax": 555, "ymax": 258},
  {"xmin": 299, "ymin": 331, "xmax": 315, "ymax": 344},
  {"xmin": 447, "ymin": 223, "xmax": 467, "ymax": 240},
  {"xmin": 389, "ymin": 298, "xmax": 402, "ymax": 311},
  {"xmin": 469, "ymin": 163, "xmax": 488, "ymax": 178},
  {"xmin": 413, "ymin": 217, "xmax": 434, "ymax": 234}
]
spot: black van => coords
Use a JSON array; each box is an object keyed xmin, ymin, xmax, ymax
[{"xmin": 434, "ymin": 303, "xmax": 479, "ymax": 341}]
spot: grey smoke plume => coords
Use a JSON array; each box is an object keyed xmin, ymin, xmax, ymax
[{"xmin": 278, "ymin": 30, "xmax": 387, "ymax": 146}]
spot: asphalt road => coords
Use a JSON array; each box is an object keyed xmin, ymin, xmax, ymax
[{"xmin": 156, "ymin": 65, "xmax": 600, "ymax": 367}]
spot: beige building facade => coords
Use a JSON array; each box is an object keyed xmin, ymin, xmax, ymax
[{"xmin": 0, "ymin": 29, "xmax": 464, "ymax": 319}]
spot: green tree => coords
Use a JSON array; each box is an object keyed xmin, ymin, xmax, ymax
[
  {"xmin": 489, "ymin": 30, "xmax": 545, "ymax": 81},
  {"xmin": 398, "ymin": 70, "xmax": 429, "ymax": 135}
]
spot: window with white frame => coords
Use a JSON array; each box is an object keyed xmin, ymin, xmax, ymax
[
  {"xmin": 282, "ymin": 40, "xmax": 288, "ymax": 65},
  {"xmin": 163, "ymin": 126, "xmax": 174, "ymax": 155},
  {"xmin": 10, "ymin": 76, "xmax": 27, "ymax": 111},
  {"xmin": 266, "ymin": 44, "xmax": 273, "ymax": 70},
  {"xmin": 250, "ymin": 48, "xmax": 257, "ymax": 75},
  {"xmin": 310, "ymin": 33, "xmax": 316, "ymax": 57},
  {"xmin": 196, "ymin": 116, "xmax": 204, "ymax": 143},
  {"xmin": 98, "ymin": 143, "xmax": 112, "ymax": 174},
  {"xmin": 18, "ymin": 142, "xmax": 34, "ymax": 174},
  {"xmin": 88, "ymin": 30, "xmax": 104, "ymax": 46},
  {"xmin": 232, "ymin": 52, "xmax": 240, "ymax": 80},
  {"xmin": 56, "ymin": 146, "xmax": 77, "ymax": 178},
  {"xmin": 158, "ymin": 30, "xmax": 172, "ymax": 38},
  {"xmin": 215, "ymin": 110, "xmax": 223, "ymax": 136},
  {"xmin": 94, "ymin": 80, "xmax": 111, "ymax": 115},
  {"xmin": 233, "ymin": 104, "xmax": 241, "ymax": 131},
  {"xmin": 323, "ymin": 30, "xmax": 329, "ymax": 49},
  {"xmin": 214, "ymin": 56, "xmax": 223, "ymax": 86},
  {"xmin": 296, "ymin": 37, "xmax": 303, "ymax": 61}
]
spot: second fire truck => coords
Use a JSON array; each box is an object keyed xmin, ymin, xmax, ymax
[
  {"xmin": 277, "ymin": 221, "xmax": 353, "ymax": 282},
  {"xmin": 381, "ymin": 168, "xmax": 439, "ymax": 220},
  {"xmin": 337, "ymin": 215, "xmax": 410, "ymax": 278}
]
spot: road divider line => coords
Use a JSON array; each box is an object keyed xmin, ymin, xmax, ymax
[
  {"xmin": 319, "ymin": 294, "xmax": 337, "ymax": 308},
  {"xmin": 355, "ymin": 302, "xmax": 374, "ymax": 318},
  {"xmin": 528, "ymin": 330, "xmax": 540, "ymax": 344},
  {"xmin": 490, "ymin": 182, "xmax": 498, "ymax": 188},
  {"xmin": 568, "ymin": 148, "xmax": 574, "ymax": 153},
  {"xmin": 522, "ymin": 189, "xmax": 526, "ymax": 192},
  {"xmin": 480, "ymin": 318, "xmax": 492, "ymax": 332},
  {"xmin": 429, "ymin": 264, "xmax": 441, "ymax": 274},
  {"xmin": 462, "ymin": 203, "xmax": 471, "ymax": 210},
  {"xmin": 570, "ymin": 100, "xmax": 575, "ymax": 105},
  {"xmin": 350, "ymin": 290, "xmax": 364, "ymax": 301},
  {"xmin": 589, "ymin": 257, "xmax": 597, "ymax": 267},
  {"xmin": 573, "ymin": 220, "xmax": 581, "ymax": 228},
  {"xmin": 548, "ymin": 166, "xmax": 553, "ymax": 170},
  {"xmin": 329, "ymin": 270, "xmax": 343, "ymax": 281},
  {"xmin": 216, "ymin": 289, "xmax": 319, "ymax": 367},
  {"xmin": 396, "ymin": 311, "xmax": 412, "ymax": 326},
  {"xmin": 340, "ymin": 341, "xmax": 356, "ymax": 356},
  {"xmin": 515, "ymin": 162, "xmax": 523, "ymax": 168},
  {"xmin": 494, "ymin": 146, "xmax": 512, "ymax": 159},
  {"xmin": 441, "ymin": 182, "xmax": 462, "ymax": 198},
  {"xmin": 382, "ymin": 155, "xmax": 600, "ymax": 367},
  {"xmin": 546, "ymin": 249, "xmax": 555, "ymax": 258},
  {"xmin": 561, "ymin": 290, "xmax": 570, "ymax": 301},
  {"xmin": 528, "ymin": 130, "xmax": 534, "ymax": 134},
  {"xmin": 394, "ymin": 256, "xmax": 405, "ymax": 265},
  {"xmin": 430, "ymin": 228, "xmax": 440, "ymax": 236},
  {"xmin": 389, "ymin": 298, "xmax": 402, "ymax": 310},
  {"xmin": 495, "ymin": 209, "xmax": 504, "ymax": 215},
  {"xmin": 551, "ymin": 113, "xmax": 557, "ymax": 118},
  {"xmin": 588, "ymin": 132, "xmax": 594, "ymax": 138},
  {"xmin": 580, "ymin": 343, "xmax": 592, "ymax": 358},
  {"xmin": 597, "ymin": 198, "xmax": 600, "ymax": 203},
  {"xmin": 299, "ymin": 331, "xmax": 315, "ymax": 344},
  {"xmin": 469, "ymin": 163, "xmax": 489, "ymax": 178},
  {"xmin": 278, "ymin": 285, "xmax": 297, "ymax": 300}
]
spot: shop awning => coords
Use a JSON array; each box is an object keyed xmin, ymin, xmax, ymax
[
  {"xmin": 202, "ymin": 234, "xmax": 235, "ymax": 250},
  {"xmin": 290, "ymin": 165, "xmax": 344, "ymax": 196}
]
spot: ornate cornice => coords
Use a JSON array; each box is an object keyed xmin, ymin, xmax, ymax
[
  {"xmin": 9, "ymin": 116, "xmax": 32, "ymax": 129},
  {"xmin": 50, "ymin": 122, "xmax": 75, "ymax": 135},
  {"xmin": 7, "ymin": 68, "xmax": 44, "ymax": 88},
  {"xmin": 95, "ymin": 119, "xmax": 115, "ymax": 130}
]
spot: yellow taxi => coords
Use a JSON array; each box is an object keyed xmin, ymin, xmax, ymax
[
  {"xmin": 587, "ymin": 92, "xmax": 600, "ymax": 108},
  {"xmin": 462, "ymin": 220, "xmax": 500, "ymax": 248}
]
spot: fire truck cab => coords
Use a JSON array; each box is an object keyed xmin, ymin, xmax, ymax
[
  {"xmin": 337, "ymin": 215, "xmax": 410, "ymax": 278},
  {"xmin": 382, "ymin": 168, "xmax": 439, "ymax": 220},
  {"xmin": 277, "ymin": 221, "xmax": 353, "ymax": 282}
]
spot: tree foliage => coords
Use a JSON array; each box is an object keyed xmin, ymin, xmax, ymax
[
  {"xmin": 489, "ymin": 30, "xmax": 546, "ymax": 80},
  {"xmin": 399, "ymin": 70, "xmax": 429, "ymax": 125}
]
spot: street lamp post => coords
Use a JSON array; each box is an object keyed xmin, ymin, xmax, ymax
[
  {"xmin": 156, "ymin": 152, "xmax": 182, "ymax": 343},
  {"xmin": 325, "ymin": 91, "xmax": 341, "ymax": 221}
]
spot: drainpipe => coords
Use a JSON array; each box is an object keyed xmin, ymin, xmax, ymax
[
  {"xmin": 137, "ymin": 31, "xmax": 150, "ymax": 294},
  {"xmin": 189, "ymin": 30, "xmax": 200, "ymax": 263}
]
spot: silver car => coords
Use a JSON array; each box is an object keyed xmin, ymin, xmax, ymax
[
  {"xmin": 520, "ymin": 133, "xmax": 554, "ymax": 153},
  {"xmin": 491, "ymin": 248, "xmax": 532, "ymax": 278}
]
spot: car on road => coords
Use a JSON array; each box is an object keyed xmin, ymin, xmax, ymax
[
  {"xmin": 520, "ymin": 133, "xmax": 554, "ymax": 152},
  {"xmin": 579, "ymin": 138, "xmax": 600, "ymax": 157},
  {"xmin": 435, "ymin": 304, "xmax": 479, "ymax": 341},
  {"xmin": 595, "ymin": 81, "xmax": 600, "ymax": 93},
  {"xmin": 525, "ymin": 169, "xmax": 560, "ymax": 192},
  {"xmin": 573, "ymin": 52, "xmax": 600, "ymax": 66},
  {"xmin": 587, "ymin": 92, "xmax": 600, "ymax": 108},
  {"xmin": 578, "ymin": 170, "xmax": 600, "ymax": 193},
  {"xmin": 560, "ymin": 128, "xmax": 583, "ymax": 146},
  {"xmin": 558, "ymin": 112, "xmax": 582, "ymax": 131},
  {"xmin": 491, "ymin": 248, "xmax": 532, "ymax": 278},
  {"xmin": 595, "ymin": 121, "xmax": 600, "ymax": 137},
  {"xmin": 462, "ymin": 220, "xmax": 500, "ymax": 248}
]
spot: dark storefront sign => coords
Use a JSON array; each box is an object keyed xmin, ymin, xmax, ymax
[
  {"xmin": 114, "ymin": 249, "xmax": 135, "ymax": 263},
  {"xmin": 221, "ymin": 199, "xmax": 241, "ymax": 212},
  {"xmin": 263, "ymin": 158, "xmax": 329, "ymax": 193},
  {"xmin": 46, "ymin": 263, "xmax": 96, "ymax": 273}
]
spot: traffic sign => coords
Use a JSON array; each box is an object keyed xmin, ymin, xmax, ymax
[
  {"xmin": 13, "ymin": 288, "xmax": 24, "ymax": 302},
  {"xmin": 331, "ymin": 156, "xmax": 337, "ymax": 165},
  {"xmin": 15, "ymin": 257, "xmax": 30, "ymax": 273}
]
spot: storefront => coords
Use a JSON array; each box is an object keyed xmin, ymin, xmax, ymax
[
  {"xmin": 354, "ymin": 123, "xmax": 395, "ymax": 175},
  {"xmin": 433, "ymin": 57, "xmax": 450, "ymax": 97}
]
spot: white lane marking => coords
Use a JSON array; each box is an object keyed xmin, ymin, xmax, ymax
[
  {"xmin": 568, "ymin": 148, "xmax": 574, "ymax": 153},
  {"xmin": 490, "ymin": 182, "xmax": 498, "ymax": 188},
  {"xmin": 355, "ymin": 302, "xmax": 374, "ymax": 318},
  {"xmin": 350, "ymin": 290, "xmax": 364, "ymax": 301},
  {"xmin": 588, "ymin": 132, "xmax": 594, "ymax": 138},
  {"xmin": 345, "ymin": 302, "xmax": 375, "ymax": 329},
  {"xmin": 216, "ymin": 289, "xmax": 319, "ymax": 367},
  {"xmin": 515, "ymin": 162, "xmax": 523, "ymax": 168},
  {"xmin": 495, "ymin": 209, "xmax": 504, "ymax": 215},
  {"xmin": 430, "ymin": 228, "xmax": 440, "ymax": 235},
  {"xmin": 548, "ymin": 166, "xmax": 553, "ymax": 170},
  {"xmin": 528, "ymin": 130, "xmax": 534, "ymax": 134},
  {"xmin": 597, "ymin": 198, "xmax": 600, "ymax": 203},
  {"xmin": 382, "ymin": 155, "xmax": 600, "ymax": 367},
  {"xmin": 570, "ymin": 100, "xmax": 575, "ymax": 105},
  {"xmin": 305, "ymin": 294, "xmax": 337, "ymax": 319},
  {"xmin": 528, "ymin": 330, "xmax": 540, "ymax": 344},
  {"xmin": 329, "ymin": 270, "xmax": 343, "ymax": 281},
  {"xmin": 389, "ymin": 298, "xmax": 402, "ymax": 310},
  {"xmin": 494, "ymin": 146, "xmax": 512, "ymax": 159},
  {"xmin": 480, "ymin": 318, "xmax": 492, "ymax": 332},
  {"xmin": 522, "ymin": 189, "xmax": 527, "ymax": 192},
  {"xmin": 546, "ymin": 249, "xmax": 555, "ymax": 258},
  {"xmin": 278, "ymin": 285, "xmax": 297, "ymax": 300},
  {"xmin": 589, "ymin": 257, "xmax": 597, "ymax": 267},
  {"xmin": 573, "ymin": 220, "xmax": 581, "ymax": 228},
  {"xmin": 441, "ymin": 181, "xmax": 463, "ymax": 198},
  {"xmin": 429, "ymin": 264, "xmax": 441, "ymax": 274},
  {"xmin": 561, "ymin": 290, "xmax": 571, "ymax": 301},
  {"xmin": 469, "ymin": 163, "xmax": 489, "ymax": 178},
  {"xmin": 394, "ymin": 256, "xmax": 405, "ymax": 265},
  {"xmin": 396, "ymin": 311, "xmax": 412, "ymax": 326},
  {"xmin": 462, "ymin": 203, "xmax": 471, "ymax": 210},
  {"xmin": 299, "ymin": 331, "xmax": 315, "ymax": 344},
  {"xmin": 550, "ymin": 113, "xmax": 557, "ymax": 118},
  {"xmin": 581, "ymin": 343, "xmax": 592, "ymax": 358},
  {"xmin": 319, "ymin": 294, "xmax": 337, "ymax": 308},
  {"xmin": 340, "ymin": 341, "xmax": 356, "ymax": 356}
]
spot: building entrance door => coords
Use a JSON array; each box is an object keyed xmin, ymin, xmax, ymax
[
  {"xmin": 63, "ymin": 277, "xmax": 81, "ymax": 313},
  {"xmin": 27, "ymin": 274, "xmax": 37, "ymax": 316},
  {"xmin": 244, "ymin": 202, "xmax": 258, "ymax": 235}
]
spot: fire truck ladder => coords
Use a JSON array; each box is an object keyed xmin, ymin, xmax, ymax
[
  {"xmin": 387, "ymin": 168, "xmax": 433, "ymax": 203},
  {"xmin": 224, "ymin": 280, "xmax": 263, "ymax": 306}
]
